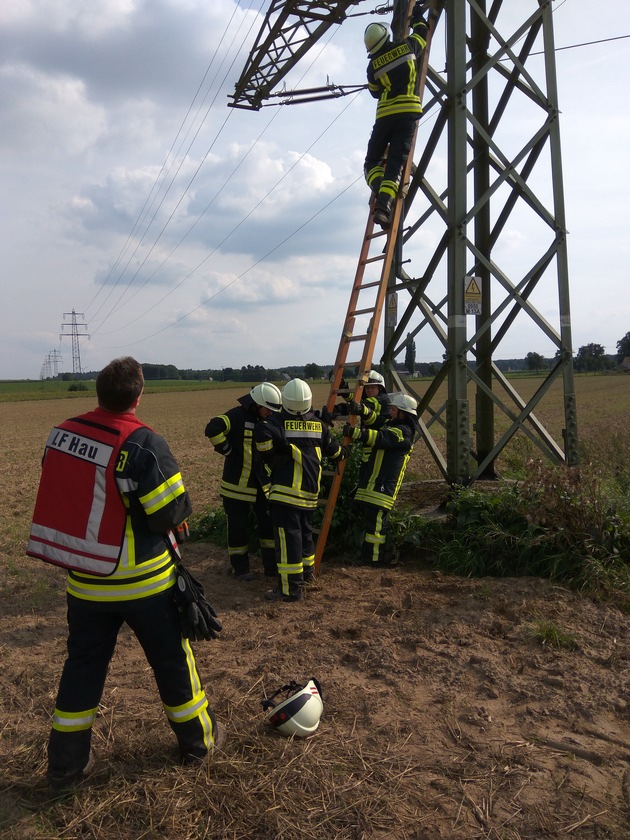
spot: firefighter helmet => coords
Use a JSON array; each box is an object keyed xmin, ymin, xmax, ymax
[
  {"xmin": 250, "ymin": 382, "xmax": 282, "ymax": 412},
  {"xmin": 364, "ymin": 22, "xmax": 389, "ymax": 54},
  {"xmin": 262, "ymin": 678, "xmax": 323, "ymax": 737},
  {"xmin": 366, "ymin": 370, "xmax": 386, "ymax": 392},
  {"xmin": 282, "ymin": 379, "xmax": 312, "ymax": 415},
  {"xmin": 390, "ymin": 392, "xmax": 418, "ymax": 417}
]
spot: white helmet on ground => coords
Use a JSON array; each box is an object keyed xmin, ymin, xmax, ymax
[
  {"xmin": 262, "ymin": 678, "xmax": 323, "ymax": 737},
  {"xmin": 364, "ymin": 22, "xmax": 389, "ymax": 54},
  {"xmin": 282, "ymin": 378, "xmax": 312, "ymax": 415},
  {"xmin": 250, "ymin": 382, "xmax": 282, "ymax": 412},
  {"xmin": 390, "ymin": 392, "xmax": 418, "ymax": 416}
]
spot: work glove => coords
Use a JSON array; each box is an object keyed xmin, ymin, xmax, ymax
[
  {"xmin": 339, "ymin": 445, "xmax": 351, "ymax": 460},
  {"xmin": 348, "ymin": 400, "xmax": 368, "ymax": 418},
  {"xmin": 319, "ymin": 405, "xmax": 335, "ymax": 426},
  {"xmin": 411, "ymin": 1, "xmax": 428, "ymax": 22},
  {"xmin": 342, "ymin": 423, "xmax": 364, "ymax": 442},
  {"xmin": 214, "ymin": 441, "xmax": 232, "ymax": 457},
  {"xmin": 173, "ymin": 564, "xmax": 222, "ymax": 642},
  {"xmin": 174, "ymin": 520, "xmax": 190, "ymax": 544}
]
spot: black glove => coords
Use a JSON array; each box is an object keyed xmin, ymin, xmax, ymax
[
  {"xmin": 214, "ymin": 441, "xmax": 232, "ymax": 457},
  {"xmin": 173, "ymin": 565, "xmax": 222, "ymax": 642},
  {"xmin": 174, "ymin": 520, "xmax": 190, "ymax": 544},
  {"xmin": 320, "ymin": 405, "xmax": 335, "ymax": 426},
  {"xmin": 348, "ymin": 400, "xmax": 368, "ymax": 418},
  {"xmin": 338, "ymin": 378, "xmax": 350, "ymax": 395},
  {"xmin": 339, "ymin": 445, "xmax": 351, "ymax": 460},
  {"xmin": 342, "ymin": 423, "xmax": 364, "ymax": 442},
  {"xmin": 411, "ymin": 1, "xmax": 428, "ymax": 22}
]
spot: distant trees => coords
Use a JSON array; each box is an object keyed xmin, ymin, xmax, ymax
[
  {"xmin": 525, "ymin": 351, "xmax": 547, "ymax": 372},
  {"xmin": 616, "ymin": 332, "xmax": 630, "ymax": 362},
  {"xmin": 404, "ymin": 334, "xmax": 416, "ymax": 375},
  {"xmin": 574, "ymin": 343, "xmax": 607, "ymax": 373},
  {"xmin": 303, "ymin": 362, "xmax": 324, "ymax": 380}
]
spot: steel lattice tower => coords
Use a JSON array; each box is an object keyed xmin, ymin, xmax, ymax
[
  {"xmin": 231, "ymin": 0, "xmax": 578, "ymax": 484},
  {"xmin": 60, "ymin": 311, "xmax": 90, "ymax": 376}
]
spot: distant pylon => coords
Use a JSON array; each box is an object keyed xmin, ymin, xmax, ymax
[{"xmin": 60, "ymin": 311, "xmax": 90, "ymax": 375}]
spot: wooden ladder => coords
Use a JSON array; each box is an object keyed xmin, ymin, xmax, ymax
[{"xmin": 313, "ymin": 2, "xmax": 440, "ymax": 572}]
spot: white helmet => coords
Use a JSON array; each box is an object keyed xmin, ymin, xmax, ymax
[
  {"xmin": 366, "ymin": 370, "xmax": 386, "ymax": 392},
  {"xmin": 364, "ymin": 22, "xmax": 389, "ymax": 54},
  {"xmin": 250, "ymin": 382, "xmax": 282, "ymax": 412},
  {"xmin": 263, "ymin": 678, "xmax": 323, "ymax": 737},
  {"xmin": 282, "ymin": 378, "xmax": 312, "ymax": 415},
  {"xmin": 390, "ymin": 392, "xmax": 418, "ymax": 416}
]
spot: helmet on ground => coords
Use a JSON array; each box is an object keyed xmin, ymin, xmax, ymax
[
  {"xmin": 364, "ymin": 22, "xmax": 389, "ymax": 54},
  {"xmin": 366, "ymin": 370, "xmax": 386, "ymax": 392},
  {"xmin": 390, "ymin": 392, "xmax": 418, "ymax": 416},
  {"xmin": 282, "ymin": 378, "xmax": 312, "ymax": 415},
  {"xmin": 250, "ymin": 382, "xmax": 282, "ymax": 412},
  {"xmin": 262, "ymin": 678, "xmax": 323, "ymax": 737}
]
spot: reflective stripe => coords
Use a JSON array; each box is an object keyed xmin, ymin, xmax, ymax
[
  {"xmin": 51, "ymin": 706, "xmax": 98, "ymax": 732},
  {"xmin": 67, "ymin": 563, "xmax": 176, "ymax": 602},
  {"xmin": 141, "ymin": 473, "xmax": 186, "ymax": 515},
  {"xmin": 86, "ymin": 465, "xmax": 108, "ymax": 543},
  {"xmin": 163, "ymin": 688, "xmax": 208, "ymax": 724}
]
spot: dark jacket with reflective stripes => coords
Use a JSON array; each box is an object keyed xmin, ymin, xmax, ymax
[
  {"xmin": 354, "ymin": 414, "xmax": 420, "ymax": 510},
  {"xmin": 204, "ymin": 394, "xmax": 268, "ymax": 502},
  {"xmin": 254, "ymin": 410, "xmax": 345, "ymax": 509},
  {"xmin": 367, "ymin": 16, "xmax": 428, "ymax": 120}
]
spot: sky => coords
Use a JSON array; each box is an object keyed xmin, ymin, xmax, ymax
[{"xmin": 1, "ymin": 0, "xmax": 629, "ymax": 380}]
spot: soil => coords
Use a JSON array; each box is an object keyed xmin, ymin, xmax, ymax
[{"xmin": 2, "ymin": 535, "xmax": 629, "ymax": 838}]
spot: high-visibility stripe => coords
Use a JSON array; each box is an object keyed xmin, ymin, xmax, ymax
[
  {"xmin": 141, "ymin": 473, "xmax": 186, "ymax": 515},
  {"xmin": 51, "ymin": 706, "xmax": 98, "ymax": 733}
]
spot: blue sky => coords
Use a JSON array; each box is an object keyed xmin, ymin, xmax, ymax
[{"xmin": 1, "ymin": 0, "xmax": 629, "ymax": 378}]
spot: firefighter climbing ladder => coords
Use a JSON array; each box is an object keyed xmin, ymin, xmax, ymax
[{"xmin": 314, "ymin": 4, "xmax": 440, "ymax": 572}]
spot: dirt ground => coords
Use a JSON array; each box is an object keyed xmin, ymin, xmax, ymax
[{"xmin": 1, "ymin": 390, "xmax": 629, "ymax": 838}]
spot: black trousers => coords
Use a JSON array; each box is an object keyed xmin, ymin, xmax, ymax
[
  {"xmin": 364, "ymin": 114, "xmax": 418, "ymax": 198},
  {"xmin": 47, "ymin": 589, "xmax": 216, "ymax": 776},
  {"xmin": 223, "ymin": 488, "xmax": 276, "ymax": 576},
  {"xmin": 355, "ymin": 502, "xmax": 389, "ymax": 564},
  {"xmin": 269, "ymin": 504, "xmax": 315, "ymax": 598}
]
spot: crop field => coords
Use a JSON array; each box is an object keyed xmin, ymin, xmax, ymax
[{"xmin": 1, "ymin": 375, "xmax": 629, "ymax": 839}]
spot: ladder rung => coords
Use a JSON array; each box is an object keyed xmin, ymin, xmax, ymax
[
  {"xmin": 364, "ymin": 254, "xmax": 386, "ymax": 266},
  {"xmin": 347, "ymin": 334, "xmax": 370, "ymax": 343},
  {"xmin": 351, "ymin": 307, "xmax": 377, "ymax": 317},
  {"xmin": 357, "ymin": 280, "xmax": 382, "ymax": 290}
]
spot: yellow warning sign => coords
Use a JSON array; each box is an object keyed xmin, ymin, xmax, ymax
[
  {"xmin": 464, "ymin": 276, "xmax": 482, "ymax": 314},
  {"xmin": 465, "ymin": 277, "xmax": 481, "ymax": 297}
]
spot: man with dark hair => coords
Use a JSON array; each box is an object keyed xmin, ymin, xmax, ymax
[{"xmin": 27, "ymin": 356, "xmax": 220, "ymax": 789}]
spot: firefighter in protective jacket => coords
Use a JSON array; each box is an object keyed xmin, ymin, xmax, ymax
[
  {"xmin": 204, "ymin": 382, "xmax": 282, "ymax": 579},
  {"xmin": 363, "ymin": 2, "xmax": 429, "ymax": 227},
  {"xmin": 343, "ymin": 392, "xmax": 421, "ymax": 565},
  {"xmin": 254, "ymin": 379, "xmax": 348, "ymax": 602},
  {"xmin": 27, "ymin": 357, "xmax": 219, "ymax": 790}
]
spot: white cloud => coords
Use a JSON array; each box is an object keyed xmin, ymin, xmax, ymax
[{"xmin": 1, "ymin": 0, "xmax": 629, "ymax": 378}]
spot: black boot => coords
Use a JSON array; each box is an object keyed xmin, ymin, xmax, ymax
[{"xmin": 374, "ymin": 194, "xmax": 393, "ymax": 228}]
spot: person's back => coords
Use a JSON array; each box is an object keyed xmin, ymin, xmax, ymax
[
  {"xmin": 255, "ymin": 379, "xmax": 347, "ymax": 600},
  {"xmin": 363, "ymin": 3, "xmax": 429, "ymax": 227},
  {"xmin": 28, "ymin": 356, "xmax": 220, "ymax": 789}
]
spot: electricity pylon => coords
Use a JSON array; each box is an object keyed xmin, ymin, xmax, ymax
[
  {"xmin": 60, "ymin": 311, "xmax": 90, "ymax": 376},
  {"xmin": 231, "ymin": 0, "xmax": 578, "ymax": 483}
]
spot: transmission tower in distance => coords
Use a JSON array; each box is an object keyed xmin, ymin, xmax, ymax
[{"xmin": 60, "ymin": 311, "xmax": 90, "ymax": 376}]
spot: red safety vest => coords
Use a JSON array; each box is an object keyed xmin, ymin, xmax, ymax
[{"xmin": 27, "ymin": 410, "xmax": 148, "ymax": 576}]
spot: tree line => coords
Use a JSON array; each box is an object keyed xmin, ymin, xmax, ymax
[{"xmin": 53, "ymin": 333, "xmax": 630, "ymax": 382}]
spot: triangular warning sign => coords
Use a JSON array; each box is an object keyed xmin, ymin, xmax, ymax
[{"xmin": 466, "ymin": 277, "xmax": 481, "ymax": 295}]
